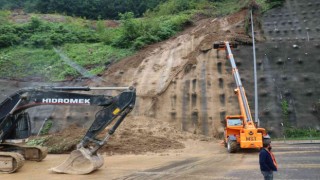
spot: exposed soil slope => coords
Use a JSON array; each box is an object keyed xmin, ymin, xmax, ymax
[
  {"xmin": 102, "ymin": 10, "xmax": 251, "ymax": 139},
  {"xmin": 1, "ymin": 0, "xmax": 319, "ymax": 155}
]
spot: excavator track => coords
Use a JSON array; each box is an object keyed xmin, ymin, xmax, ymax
[
  {"xmin": 0, "ymin": 143, "xmax": 47, "ymax": 173},
  {"xmin": 24, "ymin": 145, "xmax": 47, "ymax": 161},
  {"xmin": 1, "ymin": 143, "xmax": 47, "ymax": 161},
  {"xmin": 0, "ymin": 151, "xmax": 25, "ymax": 173}
]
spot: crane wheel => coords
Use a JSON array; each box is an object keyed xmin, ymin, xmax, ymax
[{"xmin": 227, "ymin": 139, "xmax": 238, "ymax": 153}]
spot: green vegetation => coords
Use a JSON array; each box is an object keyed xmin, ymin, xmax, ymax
[
  {"xmin": 27, "ymin": 137, "xmax": 48, "ymax": 147},
  {"xmin": 27, "ymin": 135, "xmax": 81, "ymax": 153},
  {"xmin": 280, "ymin": 99, "xmax": 320, "ymax": 139},
  {"xmin": 0, "ymin": 0, "xmax": 166, "ymax": 20},
  {"xmin": 0, "ymin": 0, "xmax": 285, "ymax": 81},
  {"xmin": 61, "ymin": 43, "xmax": 133, "ymax": 75},
  {"xmin": 256, "ymin": 0, "xmax": 286, "ymax": 12},
  {"xmin": 0, "ymin": 47, "xmax": 62, "ymax": 80},
  {"xmin": 213, "ymin": 0, "xmax": 250, "ymax": 16},
  {"xmin": 0, "ymin": 0, "xmax": 285, "ymax": 20},
  {"xmin": 0, "ymin": 16, "xmax": 100, "ymax": 48},
  {"xmin": 284, "ymin": 128, "xmax": 320, "ymax": 139},
  {"xmin": 281, "ymin": 99, "xmax": 289, "ymax": 128},
  {"xmin": 113, "ymin": 12, "xmax": 192, "ymax": 49},
  {"xmin": 0, "ymin": 10, "xmax": 9, "ymax": 24},
  {"xmin": 40, "ymin": 119, "xmax": 53, "ymax": 135}
]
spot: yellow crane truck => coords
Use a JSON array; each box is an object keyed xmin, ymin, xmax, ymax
[{"xmin": 214, "ymin": 41, "xmax": 270, "ymax": 153}]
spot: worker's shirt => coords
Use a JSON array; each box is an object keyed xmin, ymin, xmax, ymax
[{"xmin": 259, "ymin": 148, "xmax": 278, "ymax": 171}]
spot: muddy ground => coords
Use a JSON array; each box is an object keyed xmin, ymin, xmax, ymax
[{"xmin": 32, "ymin": 116, "xmax": 207, "ymax": 155}]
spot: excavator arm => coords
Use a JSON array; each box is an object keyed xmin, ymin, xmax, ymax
[{"xmin": 0, "ymin": 86, "xmax": 136, "ymax": 174}]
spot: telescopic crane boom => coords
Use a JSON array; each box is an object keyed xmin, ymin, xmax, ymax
[{"xmin": 214, "ymin": 41, "xmax": 270, "ymax": 153}]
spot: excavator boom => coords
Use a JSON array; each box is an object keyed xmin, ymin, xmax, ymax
[{"xmin": 0, "ymin": 86, "xmax": 136, "ymax": 174}]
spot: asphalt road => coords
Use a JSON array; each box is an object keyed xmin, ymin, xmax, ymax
[
  {"xmin": 118, "ymin": 141, "xmax": 320, "ymax": 180},
  {"xmin": 1, "ymin": 140, "xmax": 320, "ymax": 180}
]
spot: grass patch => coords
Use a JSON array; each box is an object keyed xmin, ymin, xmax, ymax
[
  {"xmin": 284, "ymin": 128, "xmax": 320, "ymax": 139},
  {"xmin": 273, "ymin": 136, "xmax": 320, "ymax": 141},
  {"xmin": 0, "ymin": 47, "xmax": 64, "ymax": 81},
  {"xmin": 61, "ymin": 43, "xmax": 133, "ymax": 75},
  {"xmin": 213, "ymin": 0, "xmax": 251, "ymax": 16},
  {"xmin": 256, "ymin": 0, "xmax": 286, "ymax": 12},
  {"xmin": 39, "ymin": 119, "xmax": 53, "ymax": 135},
  {"xmin": 211, "ymin": 0, "xmax": 285, "ymax": 16},
  {"xmin": 0, "ymin": 43, "xmax": 133, "ymax": 81},
  {"xmin": 27, "ymin": 137, "xmax": 48, "ymax": 147}
]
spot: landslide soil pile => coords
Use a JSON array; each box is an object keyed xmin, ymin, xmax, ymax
[{"xmin": 32, "ymin": 116, "xmax": 207, "ymax": 155}]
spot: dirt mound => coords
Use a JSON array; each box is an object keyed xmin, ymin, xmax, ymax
[
  {"xmin": 101, "ymin": 128, "xmax": 185, "ymax": 155},
  {"xmin": 32, "ymin": 116, "xmax": 207, "ymax": 155}
]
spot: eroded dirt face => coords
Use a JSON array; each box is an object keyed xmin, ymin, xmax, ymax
[
  {"xmin": 102, "ymin": 10, "xmax": 252, "ymax": 139},
  {"xmin": 102, "ymin": 0, "xmax": 320, "ymax": 139}
]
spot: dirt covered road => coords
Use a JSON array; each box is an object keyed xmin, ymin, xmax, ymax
[{"xmin": 2, "ymin": 141, "xmax": 320, "ymax": 180}]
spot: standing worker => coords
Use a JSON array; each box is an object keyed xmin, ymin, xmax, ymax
[{"xmin": 259, "ymin": 143, "xmax": 278, "ymax": 180}]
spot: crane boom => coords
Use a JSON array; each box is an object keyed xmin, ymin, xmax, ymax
[
  {"xmin": 213, "ymin": 41, "xmax": 270, "ymax": 153},
  {"xmin": 224, "ymin": 42, "xmax": 252, "ymax": 123}
]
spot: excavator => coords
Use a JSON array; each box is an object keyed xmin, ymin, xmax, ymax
[
  {"xmin": 213, "ymin": 41, "xmax": 270, "ymax": 153},
  {"xmin": 0, "ymin": 85, "xmax": 136, "ymax": 174}
]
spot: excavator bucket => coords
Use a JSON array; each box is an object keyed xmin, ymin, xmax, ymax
[{"xmin": 50, "ymin": 147, "xmax": 104, "ymax": 175}]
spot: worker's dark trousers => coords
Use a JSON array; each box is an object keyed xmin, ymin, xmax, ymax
[{"xmin": 261, "ymin": 171, "xmax": 273, "ymax": 180}]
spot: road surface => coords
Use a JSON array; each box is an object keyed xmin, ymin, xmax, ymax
[{"xmin": 2, "ymin": 140, "xmax": 320, "ymax": 180}]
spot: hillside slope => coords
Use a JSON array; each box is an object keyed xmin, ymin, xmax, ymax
[
  {"xmin": 99, "ymin": 0, "xmax": 320, "ymax": 138},
  {"xmin": 101, "ymin": 10, "xmax": 251, "ymax": 137},
  {"xmin": 1, "ymin": 0, "xmax": 319, "ymax": 154}
]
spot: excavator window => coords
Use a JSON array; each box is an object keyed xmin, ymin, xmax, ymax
[{"xmin": 227, "ymin": 119, "xmax": 242, "ymax": 126}]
